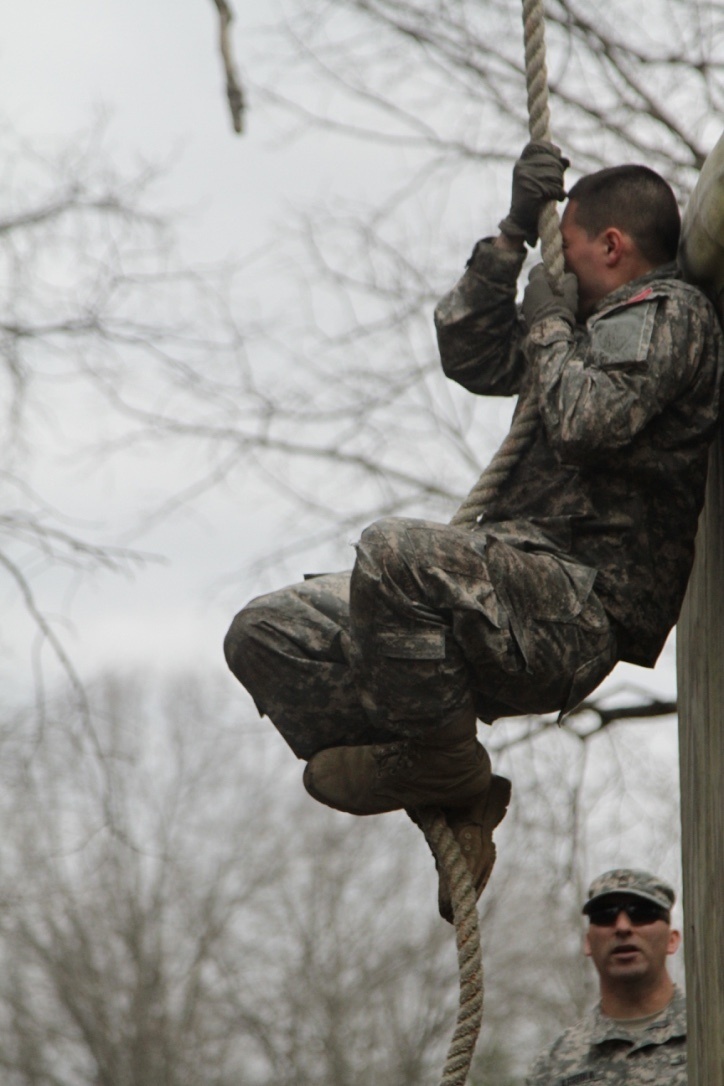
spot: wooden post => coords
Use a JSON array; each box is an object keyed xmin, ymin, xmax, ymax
[{"xmin": 676, "ymin": 427, "xmax": 724, "ymax": 1085}]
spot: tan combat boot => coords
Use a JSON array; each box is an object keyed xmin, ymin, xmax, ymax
[
  {"xmin": 302, "ymin": 705, "xmax": 490, "ymax": 816},
  {"xmin": 419, "ymin": 775, "xmax": 512, "ymax": 924}
]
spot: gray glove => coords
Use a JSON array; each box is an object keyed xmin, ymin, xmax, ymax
[
  {"xmin": 499, "ymin": 141, "xmax": 569, "ymax": 246},
  {"xmin": 522, "ymin": 264, "xmax": 578, "ymax": 328}
]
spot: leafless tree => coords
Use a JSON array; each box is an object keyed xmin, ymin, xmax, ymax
[
  {"xmin": 0, "ymin": 673, "xmax": 465, "ymax": 1085},
  {"xmin": 0, "ymin": 671, "xmax": 682, "ymax": 1085},
  {"xmin": 250, "ymin": 0, "xmax": 721, "ymax": 176},
  {"xmin": 0, "ymin": 120, "xmax": 250, "ymax": 703}
]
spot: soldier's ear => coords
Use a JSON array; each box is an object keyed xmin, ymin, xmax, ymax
[
  {"xmin": 583, "ymin": 931, "xmax": 593, "ymax": 958},
  {"xmin": 667, "ymin": 928, "xmax": 681, "ymax": 956},
  {"xmin": 602, "ymin": 227, "xmax": 625, "ymax": 265}
]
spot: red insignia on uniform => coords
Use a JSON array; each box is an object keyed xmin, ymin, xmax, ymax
[{"xmin": 626, "ymin": 287, "xmax": 654, "ymax": 305}]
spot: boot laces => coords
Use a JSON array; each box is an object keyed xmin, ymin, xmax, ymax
[{"xmin": 372, "ymin": 741, "xmax": 416, "ymax": 778}]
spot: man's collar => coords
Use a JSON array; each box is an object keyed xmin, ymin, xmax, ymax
[
  {"xmin": 589, "ymin": 261, "xmax": 680, "ymax": 319},
  {"xmin": 589, "ymin": 984, "xmax": 686, "ymax": 1049}
]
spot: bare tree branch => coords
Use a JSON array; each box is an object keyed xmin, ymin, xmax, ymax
[
  {"xmin": 489, "ymin": 688, "xmax": 678, "ymax": 755},
  {"xmin": 210, "ymin": 0, "xmax": 246, "ymax": 133}
]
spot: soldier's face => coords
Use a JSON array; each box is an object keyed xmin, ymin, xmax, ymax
[
  {"xmin": 584, "ymin": 897, "xmax": 681, "ymax": 985},
  {"xmin": 560, "ymin": 201, "xmax": 611, "ymax": 318}
]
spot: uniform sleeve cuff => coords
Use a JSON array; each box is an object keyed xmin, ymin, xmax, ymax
[{"xmin": 465, "ymin": 238, "xmax": 526, "ymax": 283}]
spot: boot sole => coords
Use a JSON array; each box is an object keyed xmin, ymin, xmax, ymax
[
  {"xmin": 302, "ymin": 746, "xmax": 492, "ymax": 817},
  {"xmin": 303, "ymin": 759, "xmax": 397, "ymax": 815}
]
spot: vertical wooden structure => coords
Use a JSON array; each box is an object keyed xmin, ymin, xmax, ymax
[
  {"xmin": 677, "ymin": 130, "xmax": 724, "ymax": 1086},
  {"xmin": 677, "ymin": 438, "xmax": 724, "ymax": 1085}
]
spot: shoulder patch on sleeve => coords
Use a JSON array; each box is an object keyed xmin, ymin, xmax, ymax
[{"xmin": 590, "ymin": 300, "xmax": 657, "ymax": 368}]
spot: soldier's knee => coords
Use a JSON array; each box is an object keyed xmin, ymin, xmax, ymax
[
  {"xmin": 223, "ymin": 609, "xmax": 248, "ymax": 673},
  {"xmin": 223, "ymin": 595, "xmax": 271, "ymax": 673},
  {"xmin": 358, "ymin": 517, "xmax": 416, "ymax": 574}
]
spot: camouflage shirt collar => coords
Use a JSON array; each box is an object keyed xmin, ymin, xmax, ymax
[
  {"xmin": 588, "ymin": 261, "xmax": 680, "ymax": 320},
  {"xmin": 589, "ymin": 986, "xmax": 686, "ymax": 1050}
]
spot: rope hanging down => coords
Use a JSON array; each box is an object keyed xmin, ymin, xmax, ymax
[
  {"xmin": 415, "ymin": 808, "xmax": 485, "ymax": 1086},
  {"xmin": 419, "ymin": 2, "xmax": 566, "ymax": 1083}
]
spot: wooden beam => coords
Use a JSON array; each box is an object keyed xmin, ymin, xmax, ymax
[{"xmin": 676, "ymin": 428, "xmax": 724, "ymax": 1085}]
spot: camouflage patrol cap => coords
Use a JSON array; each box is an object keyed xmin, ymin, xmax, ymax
[{"xmin": 582, "ymin": 868, "xmax": 675, "ymax": 915}]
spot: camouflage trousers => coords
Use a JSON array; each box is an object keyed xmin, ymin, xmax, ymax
[{"xmin": 224, "ymin": 517, "xmax": 618, "ymax": 759}]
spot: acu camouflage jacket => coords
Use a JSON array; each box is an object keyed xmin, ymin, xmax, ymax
[
  {"xmin": 435, "ymin": 241, "xmax": 724, "ymax": 667},
  {"xmin": 525, "ymin": 985, "xmax": 687, "ymax": 1086}
]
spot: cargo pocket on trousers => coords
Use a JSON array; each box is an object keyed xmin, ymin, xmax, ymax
[{"xmin": 376, "ymin": 627, "xmax": 447, "ymax": 661}]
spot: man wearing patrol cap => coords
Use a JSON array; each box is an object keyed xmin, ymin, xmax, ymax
[{"xmin": 526, "ymin": 868, "xmax": 686, "ymax": 1085}]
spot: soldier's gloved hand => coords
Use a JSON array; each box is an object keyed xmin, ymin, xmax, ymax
[
  {"xmin": 522, "ymin": 264, "xmax": 578, "ymax": 328},
  {"xmin": 498, "ymin": 141, "xmax": 569, "ymax": 247}
]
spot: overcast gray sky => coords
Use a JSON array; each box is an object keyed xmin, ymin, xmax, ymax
[{"xmin": 1, "ymin": 1, "xmax": 346, "ymax": 694}]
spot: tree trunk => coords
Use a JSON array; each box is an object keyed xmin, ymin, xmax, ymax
[{"xmin": 676, "ymin": 427, "xmax": 724, "ymax": 1086}]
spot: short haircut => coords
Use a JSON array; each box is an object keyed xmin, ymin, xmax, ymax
[{"xmin": 567, "ymin": 165, "xmax": 681, "ymax": 266}]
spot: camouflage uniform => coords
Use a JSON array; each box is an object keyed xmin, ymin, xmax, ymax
[
  {"xmin": 525, "ymin": 986, "xmax": 687, "ymax": 1086},
  {"xmin": 225, "ymin": 240, "xmax": 723, "ymax": 759}
]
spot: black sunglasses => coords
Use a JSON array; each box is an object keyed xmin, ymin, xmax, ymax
[{"xmin": 588, "ymin": 901, "xmax": 669, "ymax": 927}]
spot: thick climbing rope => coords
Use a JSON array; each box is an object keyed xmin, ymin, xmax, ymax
[
  {"xmin": 450, "ymin": 0, "xmax": 565, "ymax": 531},
  {"xmin": 420, "ymin": 2, "xmax": 566, "ymax": 1083},
  {"xmin": 415, "ymin": 808, "xmax": 485, "ymax": 1086}
]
